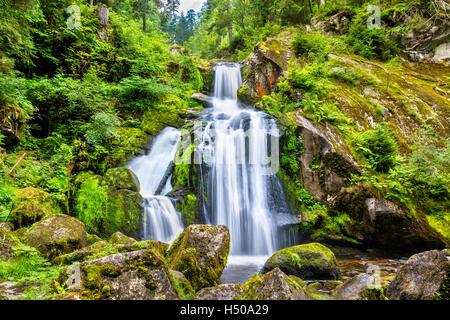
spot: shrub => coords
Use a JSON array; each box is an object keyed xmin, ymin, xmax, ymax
[
  {"xmin": 353, "ymin": 123, "xmax": 399, "ymax": 173},
  {"xmin": 84, "ymin": 112, "xmax": 120, "ymax": 147}
]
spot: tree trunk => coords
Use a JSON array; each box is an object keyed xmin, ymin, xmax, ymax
[
  {"xmin": 143, "ymin": 13, "xmax": 146, "ymax": 32},
  {"xmin": 90, "ymin": 0, "xmax": 94, "ymax": 6}
]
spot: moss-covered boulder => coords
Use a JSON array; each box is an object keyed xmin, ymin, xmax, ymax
[
  {"xmin": 386, "ymin": 249, "xmax": 450, "ymax": 300},
  {"xmin": 10, "ymin": 187, "xmax": 60, "ymax": 229},
  {"xmin": 0, "ymin": 227, "xmax": 18, "ymax": 258},
  {"xmin": 60, "ymin": 249, "xmax": 179, "ymax": 300},
  {"xmin": 25, "ymin": 214, "xmax": 87, "ymax": 258},
  {"xmin": 239, "ymin": 268, "xmax": 310, "ymax": 300},
  {"xmin": 166, "ymin": 225, "xmax": 230, "ymax": 291},
  {"xmin": 109, "ymin": 232, "xmax": 136, "ymax": 245},
  {"xmin": 261, "ymin": 243, "xmax": 340, "ymax": 280},
  {"xmin": 73, "ymin": 169, "xmax": 144, "ymax": 239},
  {"xmin": 103, "ymin": 167, "xmax": 140, "ymax": 192},
  {"xmin": 238, "ymin": 39, "xmax": 294, "ymax": 105}
]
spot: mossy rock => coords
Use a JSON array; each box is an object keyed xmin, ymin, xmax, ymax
[
  {"xmin": 73, "ymin": 172, "xmax": 144, "ymax": 239},
  {"xmin": 166, "ymin": 225, "xmax": 230, "ymax": 291},
  {"xmin": 261, "ymin": 242, "xmax": 341, "ymax": 280},
  {"xmin": 109, "ymin": 232, "xmax": 136, "ymax": 245},
  {"xmin": 86, "ymin": 234, "xmax": 103, "ymax": 246},
  {"xmin": 103, "ymin": 167, "xmax": 140, "ymax": 192},
  {"xmin": 0, "ymin": 227, "xmax": 19, "ymax": 258},
  {"xmin": 24, "ymin": 214, "xmax": 87, "ymax": 258},
  {"xmin": 10, "ymin": 187, "xmax": 61, "ymax": 229}
]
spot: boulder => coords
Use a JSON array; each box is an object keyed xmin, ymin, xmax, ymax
[
  {"xmin": 74, "ymin": 171, "xmax": 144, "ymax": 239},
  {"xmin": 386, "ymin": 249, "xmax": 450, "ymax": 300},
  {"xmin": 238, "ymin": 39, "xmax": 294, "ymax": 105},
  {"xmin": 25, "ymin": 214, "xmax": 87, "ymax": 258},
  {"xmin": 280, "ymin": 113, "xmax": 361, "ymax": 202},
  {"xmin": 261, "ymin": 243, "xmax": 340, "ymax": 280},
  {"xmin": 333, "ymin": 273, "xmax": 385, "ymax": 300},
  {"xmin": 166, "ymin": 225, "xmax": 230, "ymax": 291},
  {"xmin": 103, "ymin": 167, "xmax": 140, "ymax": 192},
  {"xmin": 0, "ymin": 227, "xmax": 17, "ymax": 258},
  {"xmin": 196, "ymin": 284, "xmax": 244, "ymax": 300},
  {"xmin": 10, "ymin": 187, "xmax": 60, "ymax": 229},
  {"xmin": 0, "ymin": 281, "xmax": 41, "ymax": 300},
  {"xmin": 329, "ymin": 184, "xmax": 447, "ymax": 251},
  {"xmin": 109, "ymin": 232, "xmax": 137, "ymax": 245},
  {"xmin": 70, "ymin": 250, "xmax": 179, "ymax": 300},
  {"xmin": 239, "ymin": 268, "xmax": 310, "ymax": 300}
]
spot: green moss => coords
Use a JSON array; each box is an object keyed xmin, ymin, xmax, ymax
[{"xmin": 179, "ymin": 194, "xmax": 199, "ymax": 225}]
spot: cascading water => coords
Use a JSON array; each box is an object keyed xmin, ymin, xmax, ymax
[
  {"xmin": 198, "ymin": 63, "xmax": 298, "ymax": 265},
  {"xmin": 127, "ymin": 127, "xmax": 184, "ymax": 243}
]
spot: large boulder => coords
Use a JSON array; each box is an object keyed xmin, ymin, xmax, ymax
[
  {"xmin": 238, "ymin": 39, "xmax": 294, "ymax": 105},
  {"xmin": 10, "ymin": 187, "xmax": 60, "ymax": 229},
  {"xmin": 197, "ymin": 268, "xmax": 309, "ymax": 300},
  {"xmin": 166, "ymin": 225, "xmax": 230, "ymax": 291},
  {"xmin": 64, "ymin": 249, "xmax": 179, "ymax": 300},
  {"xmin": 25, "ymin": 214, "xmax": 87, "ymax": 258},
  {"xmin": 386, "ymin": 249, "xmax": 450, "ymax": 300},
  {"xmin": 73, "ymin": 168, "xmax": 144, "ymax": 239},
  {"xmin": 329, "ymin": 184, "xmax": 447, "ymax": 251},
  {"xmin": 261, "ymin": 243, "xmax": 340, "ymax": 280},
  {"xmin": 239, "ymin": 268, "xmax": 309, "ymax": 300},
  {"xmin": 280, "ymin": 113, "xmax": 361, "ymax": 202}
]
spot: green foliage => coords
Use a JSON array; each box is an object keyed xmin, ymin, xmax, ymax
[
  {"xmin": 347, "ymin": 5, "xmax": 398, "ymax": 61},
  {"xmin": 84, "ymin": 112, "xmax": 120, "ymax": 147},
  {"xmin": 353, "ymin": 123, "xmax": 399, "ymax": 173},
  {"xmin": 293, "ymin": 32, "xmax": 332, "ymax": 63}
]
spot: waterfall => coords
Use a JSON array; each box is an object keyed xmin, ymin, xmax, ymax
[
  {"xmin": 127, "ymin": 127, "xmax": 184, "ymax": 243},
  {"xmin": 199, "ymin": 63, "xmax": 297, "ymax": 258}
]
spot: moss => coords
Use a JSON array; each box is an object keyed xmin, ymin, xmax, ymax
[
  {"xmin": 83, "ymin": 264, "xmax": 103, "ymax": 291},
  {"xmin": 10, "ymin": 187, "xmax": 61, "ymax": 229},
  {"xmin": 360, "ymin": 286, "xmax": 386, "ymax": 300},
  {"xmin": 435, "ymin": 274, "xmax": 450, "ymax": 300},
  {"xmin": 179, "ymin": 194, "xmax": 199, "ymax": 225}
]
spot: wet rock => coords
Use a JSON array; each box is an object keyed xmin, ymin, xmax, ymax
[
  {"xmin": 261, "ymin": 243, "xmax": 341, "ymax": 280},
  {"xmin": 333, "ymin": 273, "xmax": 383, "ymax": 300},
  {"xmin": 196, "ymin": 284, "xmax": 244, "ymax": 300},
  {"xmin": 71, "ymin": 250, "xmax": 179, "ymax": 300},
  {"xmin": 238, "ymin": 39, "xmax": 294, "ymax": 105},
  {"xmin": 25, "ymin": 214, "xmax": 87, "ymax": 258},
  {"xmin": 10, "ymin": 187, "xmax": 60, "ymax": 229},
  {"xmin": 239, "ymin": 268, "xmax": 310, "ymax": 300},
  {"xmin": 386, "ymin": 249, "xmax": 450, "ymax": 300},
  {"xmin": 0, "ymin": 281, "xmax": 41, "ymax": 300},
  {"xmin": 166, "ymin": 225, "xmax": 230, "ymax": 291}
]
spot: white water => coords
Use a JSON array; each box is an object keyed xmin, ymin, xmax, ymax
[
  {"xmin": 127, "ymin": 127, "xmax": 184, "ymax": 243},
  {"xmin": 199, "ymin": 63, "xmax": 296, "ymax": 259}
]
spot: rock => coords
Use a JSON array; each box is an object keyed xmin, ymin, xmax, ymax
[
  {"xmin": 103, "ymin": 167, "xmax": 140, "ymax": 192},
  {"xmin": 0, "ymin": 222, "xmax": 13, "ymax": 233},
  {"xmin": 196, "ymin": 284, "xmax": 244, "ymax": 300},
  {"xmin": 329, "ymin": 185, "xmax": 447, "ymax": 251},
  {"xmin": 0, "ymin": 126, "xmax": 19, "ymax": 147},
  {"xmin": 238, "ymin": 39, "xmax": 294, "ymax": 105},
  {"xmin": 0, "ymin": 281, "xmax": 41, "ymax": 300},
  {"xmin": 86, "ymin": 233, "xmax": 102, "ymax": 246},
  {"xmin": 74, "ymin": 172, "xmax": 144, "ymax": 239},
  {"xmin": 191, "ymin": 93, "xmax": 213, "ymax": 105},
  {"xmin": 280, "ymin": 113, "xmax": 361, "ymax": 202},
  {"xmin": 10, "ymin": 187, "xmax": 60, "ymax": 229},
  {"xmin": 386, "ymin": 249, "xmax": 450, "ymax": 300},
  {"xmin": 170, "ymin": 270, "xmax": 195, "ymax": 300},
  {"xmin": 97, "ymin": 6, "xmax": 109, "ymax": 26},
  {"xmin": 433, "ymin": 42, "xmax": 450, "ymax": 63},
  {"xmin": 166, "ymin": 225, "xmax": 230, "ymax": 291},
  {"xmin": 239, "ymin": 268, "xmax": 310, "ymax": 300},
  {"xmin": 333, "ymin": 273, "xmax": 384, "ymax": 300},
  {"xmin": 73, "ymin": 250, "xmax": 179, "ymax": 300},
  {"xmin": 261, "ymin": 243, "xmax": 340, "ymax": 280},
  {"xmin": 25, "ymin": 214, "xmax": 87, "ymax": 258},
  {"xmin": 312, "ymin": 9, "xmax": 353, "ymax": 34},
  {"xmin": 109, "ymin": 232, "xmax": 136, "ymax": 245},
  {"xmin": 0, "ymin": 227, "xmax": 17, "ymax": 258}
]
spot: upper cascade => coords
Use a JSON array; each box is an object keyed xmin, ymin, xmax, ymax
[{"xmin": 213, "ymin": 63, "xmax": 242, "ymax": 100}]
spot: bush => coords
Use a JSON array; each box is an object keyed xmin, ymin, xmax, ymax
[
  {"xmin": 84, "ymin": 112, "xmax": 120, "ymax": 147},
  {"xmin": 293, "ymin": 32, "xmax": 332, "ymax": 63},
  {"xmin": 353, "ymin": 123, "xmax": 399, "ymax": 173}
]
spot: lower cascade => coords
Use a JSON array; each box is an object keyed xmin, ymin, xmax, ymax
[{"xmin": 127, "ymin": 127, "xmax": 184, "ymax": 243}]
